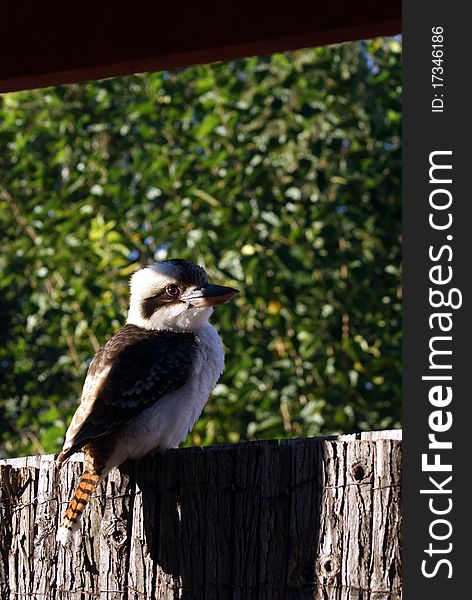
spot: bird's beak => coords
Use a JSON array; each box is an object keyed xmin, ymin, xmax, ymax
[{"xmin": 183, "ymin": 283, "xmax": 239, "ymax": 307}]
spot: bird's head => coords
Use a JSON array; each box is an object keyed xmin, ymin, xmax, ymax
[{"xmin": 126, "ymin": 259, "xmax": 239, "ymax": 331}]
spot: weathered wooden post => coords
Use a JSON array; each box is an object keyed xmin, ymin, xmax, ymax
[{"xmin": 0, "ymin": 430, "xmax": 401, "ymax": 599}]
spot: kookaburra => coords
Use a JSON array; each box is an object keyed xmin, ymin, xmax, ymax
[{"xmin": 56, "ymin": 259, "xmax": 238, "ymax": 544}]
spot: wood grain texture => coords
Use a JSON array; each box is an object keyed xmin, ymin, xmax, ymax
[{"xmin": 0, "ymin": 431, "xmax": 402, "ymax": 599}]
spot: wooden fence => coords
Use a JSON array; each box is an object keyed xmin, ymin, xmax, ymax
[{"xmin": 0, "ymin": 431, "xmax": 402, "ymax": 599}]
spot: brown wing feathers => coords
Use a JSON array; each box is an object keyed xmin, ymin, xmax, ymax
[
  {"xmin": 58, "ymin": 325, "xmax": 198, "ymax": 462},
  {"xmin": 57, "ymin": 325, "xmax": 198, "ymax": 537}
]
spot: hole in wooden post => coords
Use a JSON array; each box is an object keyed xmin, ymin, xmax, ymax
[
  {"xmin": 104, "ymin": 519, "xmax": 128, "ymax": 547},
  {"xmin": 316, "ymin": 554, "xmax": 341, "ymax": 578},
  {"xmin": 353, "ymin": 465, "xmax": 365, "ymax": 480},
  {"xmin": 349, "ymin": 459, "xmax": 371, "ymax": 482},
  {"xmin": 112, "ymin": 528, "xmax": 126, "ymax": 544}
]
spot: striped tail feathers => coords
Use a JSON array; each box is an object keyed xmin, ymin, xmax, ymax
[{"xmin": 57, "ymin": 467, "xmax": 100, "ymax": 545}]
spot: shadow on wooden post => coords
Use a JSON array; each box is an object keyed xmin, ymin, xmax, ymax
[{"xmin": 0, "ymin": 431, "xmax": 401, "ymax": 599}]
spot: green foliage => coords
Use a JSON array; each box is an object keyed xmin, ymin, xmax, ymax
[{"xmin": 0, "ymin": 38, "xmax": 402, "ymax": 458}]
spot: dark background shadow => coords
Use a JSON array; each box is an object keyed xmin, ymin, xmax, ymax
[{"xmin": 120, "ymin": 440, "xmax": 324, "ymax": 599}]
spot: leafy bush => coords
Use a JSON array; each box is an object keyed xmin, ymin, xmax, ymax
[{"xmin": 0, "ymin": 38, "xmax": 401, "ymax": 457}]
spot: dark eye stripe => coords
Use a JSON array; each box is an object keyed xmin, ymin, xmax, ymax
[
  {"xmin": 140, "ymin": 290, "xmax": 173, "ymax": 319},
  {"xmin": 140, "ymin": 284, "xmax": 185, "ymax": 320}
]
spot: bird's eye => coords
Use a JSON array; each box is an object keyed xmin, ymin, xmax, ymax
[{"xmin": 166, "ymin": 284, "xmax": 180, "ymax": 297}]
